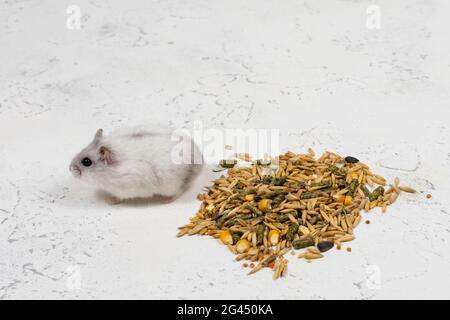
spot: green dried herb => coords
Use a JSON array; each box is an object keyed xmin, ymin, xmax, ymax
[
  {"xmin": 300, "ymin": 191, "xmax": 322, "ymax": 200},
  {"xmin": 286, "ymin": 223, "xmax": 299, "ymax": 241},
  {"xmin": 272, "ymin": 176, "xmax": 287, "ymax": 186},
  {"xmin": 262, "ymin": 190, "xmax": 284, "ymax": 199},
  {"xmin": 234, "ymin": 181, "xmax": 246, "ymax": 190},
  {"xmin": 309, "ymin": 181, "xmax": 331, "ymax": 190},
  {"xmin": 261, "ymin": 175, "xmax": 273, "ymax": 184},
  {"xmin": 368, "ymin": 186, "xmax": 385, "ymax": 202},
  {"xmin": 276, "ymin": 215, "xmax": 290, "ymax": 223},
  {"xmin": 361, "ymin": 184, "xmax": 371, "ymax": 197},
  {"xmin": 232, "ymin": 188, "xmax": 256, "ymax": 200},
  {"xmin": 216, "ymin": 214, "xmax": 229, "ymax": 228},
  {"xmin": 247, "ymin": 204, "xmax": 263, "ymax": 216},
  {"xmin": 292, "ymin": 237, "xmax": 315, "ymax": 249},
  {"xmin": 232, "ymin": 233, "xmax": 241, "ymax": 244},
  {"xmin": 347, "ymin": 179, "xmax": 359, "ymax": 197},
  {"xmin": 223, "ymin": 218, "xmax": 237, "ymax": 227},
  {"xmin": 237, "ymin": 214, "xmax": 253, "ymax": 220},
  {"xmin": 256, "ymin": 224, "xmax": 265, "ymax": 245},
  {"xmin": 272, "ymin": 194, "xmax": 285, "ymax": 206},
  {"xmin": 330, "ymin": 165, "xmax": 347, "ymax": 176}
]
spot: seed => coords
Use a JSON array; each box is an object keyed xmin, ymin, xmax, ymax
[
  {"xmin": 344, "ymin": 196, "xmax": 352, "ymax": 206},
  {"xmin": 236, "ymin": 239, "xmax": 251, "ymax": 253},
  {"xmin": 365, "ymin": 220, "xmax": 370, "ymax": 224},
  {"xmin": 344, "ymin": 156, "xmax": 359, "ymax": 164},
  {"xmin": 243, "ymin": 263, "xmax": 248, "ymax": 268},
  {"xmin": 426, "ymin": 194, "xmax": 432, "ymax": 199},
  {"xmin": 338, "ymin": 235, "xmax": 355, "ymax": 243},
  {"xmin": 334, "ymin": 194, "xmax": 346, "ymax": 203},
  {"xmin": 317, "ymin": 241, "xmax": 334, "ymax": 252},
  {"xmin": 219, "ymin": 230, "xmax": 233, "ymax": 245},
  {"xmin": 268, "ymin": 230, "xmax": 280, "ymax": 246},
  {"xmin": 346, "ymin": 247, "xmax": 352, "ymax": 252},
  {"xmin": 258, "ymin": 199, "xmax": 271, "ymax": 212},
  {"xmin": 307, "ymin": 247, "xmax": 322, "ymax": 255},
  {"xmin": 399, "ymin": 186, "xmax": 417, "ymax": 193},
  {"xmin": 177, "ymin": 150, "xmax": 413, "ymax": 280},
  {"xmin": 244, "ymin": 194, "xmax": 255, "ymax": 201},
  {"xmin": 303, "ymin": 252, "xmax": 323, "ymax": 259},
  {"xmin": 353, "ymin": 216, "xmax": 361, "ymax": 228},
  {"xmin": 349, "ymin": 172, "xmax": 359, "ymax": 179}
]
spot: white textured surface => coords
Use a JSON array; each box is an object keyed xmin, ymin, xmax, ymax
[{"xmin": 1, "ymin": 0, "xmax": 450, "ymax": 299}]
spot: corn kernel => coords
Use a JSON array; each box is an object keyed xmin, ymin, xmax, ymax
[
  {"xmin": 258, "ymin": 199, "xmax": 271, "ymax": 212},
  {"xmin": 334, "ymin": 194, "xmax": 345, "ymax": 203},
  {"xmin": 236, "ymin": 239, "xmax": 251, "ymax": 253},
  {"xmin": 219, "ymin": 230, "xmax": 233, "ymax": 245},
  {"xmin": 350, "ymin": 172, "xmax": 359, "ymax": 179},
  {"xmin": 344, "ymin": 196, "xmax": 352, "ymax": 206},
  {"xmin": 268, "ymin": 230, "xmax": 280, "ymax": 246}
]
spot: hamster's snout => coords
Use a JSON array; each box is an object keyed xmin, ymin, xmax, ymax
[{"xmin": 70, "ymin": 164, "xmax": 82, "ymax": 177}]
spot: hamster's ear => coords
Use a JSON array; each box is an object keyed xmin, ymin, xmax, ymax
[
  {"xmin": 93, "ymin": 129, "xmax": 103, "ymax": 143},
  {"xmin": 99, "ymin": 146, "xmax": 113, "ymax": 165}
]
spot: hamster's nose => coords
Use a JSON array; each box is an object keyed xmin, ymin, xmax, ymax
[{"xmin": 70, "ymin": 164, "xmax": 82, "ymax": 177}]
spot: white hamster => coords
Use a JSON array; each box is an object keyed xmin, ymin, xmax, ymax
[{"xmin": 69, "ymin": 125, "xmax": 202, "ymax": 204}]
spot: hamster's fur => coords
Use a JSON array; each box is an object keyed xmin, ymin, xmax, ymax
[{"xmin": 69, "ymin": 126, "xmax": 202, "ymax": 203}]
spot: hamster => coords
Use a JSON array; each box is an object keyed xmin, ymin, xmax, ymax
[{"xmin": 69, "ymin": 125, "xmax": 202, "ymax": 204}]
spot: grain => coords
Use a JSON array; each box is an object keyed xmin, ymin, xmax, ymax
[
  {"xmin": 399, "ymin": 186, "xmax": 417, "ymax": 193},
  {"xmin": 177, "ymin": 149, "xmax": 413, "ymax": 279}
]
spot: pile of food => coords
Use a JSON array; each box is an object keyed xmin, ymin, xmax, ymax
[{"xmin": 177, "ymin": 149, "xmax": 416, "ymax": 279}]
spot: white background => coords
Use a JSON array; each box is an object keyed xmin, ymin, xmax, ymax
[{"xmin": 0, "ymin": 0, "xmax": 449, "ymax": 299}]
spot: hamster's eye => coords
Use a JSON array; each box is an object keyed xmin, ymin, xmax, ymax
[{"xmin": 81, "ymin": 157, "xmax": 92, "ymax": 167}]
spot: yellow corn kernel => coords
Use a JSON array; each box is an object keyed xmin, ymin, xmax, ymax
[
  {"xmin": 334, "ymin": 194, "xmax": 345, "ymax": 203},
  {"xmin": 219, "ymin": 230, "xmax": 233, "ymax": 245},
  {"xmin": 350, "ymin": 172, "xmax": 359, "ymax": 179},
  {"xmin": 258, "ymin": 199, "xmax": 271, "ymax": 212},
  {"xmin": 236, "ymin": 239, "xmax": 251, "ymax": 253},
  {"xmin": 344, "ymin": 196, "xmax": 352, "ymax": 206},
  {"xmin": 268, "ymin": 230, "xmax": 280, "ymax": 246}
]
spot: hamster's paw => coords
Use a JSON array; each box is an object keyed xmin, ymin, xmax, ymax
[
  {"xmin": 161, "ymin": 195, "xmax": 177, "ymax": 204},
  {"xmin": 105, "ymin": 195, "xmax": 122, "ymax": 205}
]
